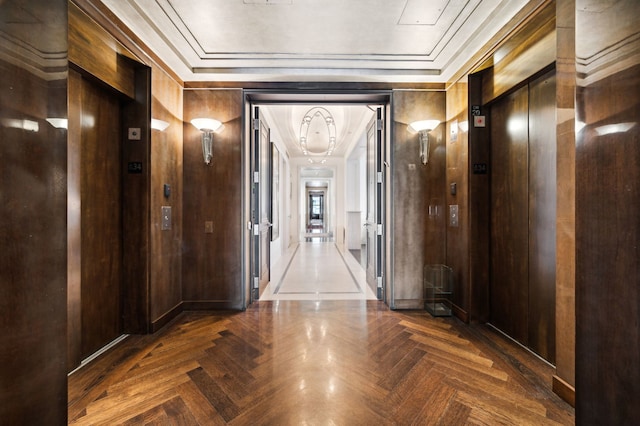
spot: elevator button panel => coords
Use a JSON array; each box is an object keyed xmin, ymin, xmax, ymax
[
  {"xmin": 161, "ymin": 206, "xmax": 171, "ymax": 230},
  {"xmin": 449, "ymin": 205, "xmax": 459, "ymax": 227}
]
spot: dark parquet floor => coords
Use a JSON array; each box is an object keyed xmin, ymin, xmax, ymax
[{"xmin": 68, "ymin": 300, "xmax": 575, "ymax": 425}]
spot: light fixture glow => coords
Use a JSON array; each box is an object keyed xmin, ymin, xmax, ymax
[
  {"xmin": 46, "ymin": 118, "xmax": 68, "ymax": 129},
  {"xmin": 151, "ymin": 118, "xmax": 170, "ymax": 131},
  {"xmin": 408, "ymin": 120, "xmax": 440, "ymax": 165},
  {"xmin": 408, "ymin": 120, "xmax": 440, "ymax": 133},
  {"xmin": 191, "ymin": 118, "xmax": 222, "ymax": 132},
  {"xmin": 1, "ymin": 118, "xmax": 39, "ymax": 132},
  {"xmin": 191, "ymin": 117, "xmax": 223, "ymax": 165},
  {"xmin": 595, "ymin": 122, "xmax": 635, "ymax": 136}
]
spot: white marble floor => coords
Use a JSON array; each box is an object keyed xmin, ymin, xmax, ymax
[{"xmin": 260, "ymin": 240, "xmax": 378, "ymax": 301}]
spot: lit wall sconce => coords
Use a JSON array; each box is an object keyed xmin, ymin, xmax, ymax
[
  {"xmin": 191, "ymin": 118, "xmax": 222, "ymax": 165},
  {"xmin": 151, "ymin": 118, "xmax": 170, "ymax": 131},
  {"xmin": 46, "ymin": 118, "xmax": 68, "ymax": 129},
  {"xmin": 408, "ymin": 120, "xmax": 440, "ymax": 165}
]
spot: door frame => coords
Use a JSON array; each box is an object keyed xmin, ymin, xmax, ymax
[{"xmin": 243, "ymin": 90, "xmax": 392, "ymax": 307}]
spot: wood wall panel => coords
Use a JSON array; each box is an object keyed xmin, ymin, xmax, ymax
[
  {"xmin": 69, "ymin": 1, "xmax": 136, "ymax": 98},
  {"xmin": 445, "ymin": 81, "xmax": 470, "ymax": 321},
  {"xmin": 482, "ymin": 1, "xmax": 556, "ymax": 105},
  {"xmin": 528, "ymin": 70, "xmax": 557, "ymax": 363},
  {"xmin": 391, "ymin": 91, "xmax": 446, "ymax": 309},
  {"xmin": 149, "ymin": 68, "xmax": 184, "ymax": 330},
  {"xmin": 489, "ymin": 85, "xmax": 530, "ymax": 343},
  {"xmin": 575, "ymin": 1, "xmax": 640, "ymax": 423},
  {"xmin": 67, "ymin": 69, "xmax": 83, "ymax": 370},
  {"xmin": 79, "ymin": 75, "xmax": 123, "ymax": 359},
  {"xmin": 121, "ymin": 64, "xmax": 152, "ymax": 334},
  {"xmin": 467, "ymin": 72, "xmax": 491, "ymax": 323},
  {"xmin": 0, "ymin": 0, "xmax": 68, "ymax": 421},
  {"xmin": 182, "ymin": 89, "xmax": 244, "ymax": 309},
  {"xmin": 553, "ymin": 0, "xmax": 576, "ymax": 400}
]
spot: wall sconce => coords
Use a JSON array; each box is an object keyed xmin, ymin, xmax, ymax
[
  {"xmin": 151, "ymin": 118, "xmax": 170, "ymax": 131},
  {"xmin": 191, "ymin": 118, "xmax": 222, "ymax": 165},
  {"xmin": 408, "ymin": 120, "xmax": 440, "ymax": 165},
  {"xmin": 46, "ymin": 118, "xmax": 68, "ymax": 129}
]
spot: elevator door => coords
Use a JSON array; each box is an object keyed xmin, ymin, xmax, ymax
[
  {"xmin": 77, "ymin": 71, "xmax": 123, "ymax": 359},
  {"xmin": 490, "ymin": 84, "xmax": 530, "ymax": 344},
  {"xmin": 489, "ymin": 70, "xmax": 556, "ymax": 363}
]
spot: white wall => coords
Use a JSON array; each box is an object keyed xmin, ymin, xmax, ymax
[{"xmin": 345, "ymin": 132, "xmax": 367, "ymax": 248}]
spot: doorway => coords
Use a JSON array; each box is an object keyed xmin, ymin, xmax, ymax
[
  {"xmin": 308, "ymin": 191, "xmax": 324, "ymax": 230},
  {"xmin": 245, "ymin": 92, "xmax": 390, "ymax": 305},
  {"xmin": 301, "ymin": 169, "xmax": 333, "ymax": 240}
]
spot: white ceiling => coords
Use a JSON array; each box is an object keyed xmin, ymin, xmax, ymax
[
  {"xmin": 99, "ymin": 0, "xmax": 531, "ymax": 160},
  {"xmin": 260, "ymin": 103, "xmax": 375, "ymax": 161},
  {"xmin": 100, "ymin": 0, "xmax": 530, "ymax": 83}
]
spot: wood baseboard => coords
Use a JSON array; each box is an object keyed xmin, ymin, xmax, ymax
[
  {"xmin": 452, "ymin": 303, "xmax": 469, "ymax": 323},
  {"xmin": 151, "ymin": 302, "xmax": 183, "ymax": 333},
  {"xmin": 552, "ymin": 374, "xmax": 576, "ymax": 407},
  {"xmin": 182, "ymin": 300, "xmax": 244, "ymax": 311}
]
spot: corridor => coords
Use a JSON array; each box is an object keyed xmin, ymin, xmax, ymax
[{"xmin": 261, "ymin": 241, "xmax": 377, "ymax": 301}]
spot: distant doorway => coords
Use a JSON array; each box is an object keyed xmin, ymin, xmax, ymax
[
  {"xmin": 309, "ymin": 192, "xmax": 324, "ymax": 223},
  {"xmin": 307, "ymin": 190, "xmax": 326, "ymax": 234}
]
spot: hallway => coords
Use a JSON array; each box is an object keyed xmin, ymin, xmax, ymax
[
  {"xmin": 67, "ymin": 301, "xmax": 575, "ymax": 425},
  {"xmin": 261, "ymin": 240, "xmax": 377, "ymax": 301}
]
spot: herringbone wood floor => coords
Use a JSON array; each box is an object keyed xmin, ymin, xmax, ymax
[{"xmin": 68, "ymin": 300, "xmax": 575, "ymax": 425}]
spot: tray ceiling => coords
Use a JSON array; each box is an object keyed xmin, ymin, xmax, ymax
[{"xmin": 100, "ymin": 0, "xmax": 530, "ymax": 82}]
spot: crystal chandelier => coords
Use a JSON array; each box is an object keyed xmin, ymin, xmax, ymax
[{"xmin": 299, "ymin": 107, "xmax": 336, "ymax": 164}]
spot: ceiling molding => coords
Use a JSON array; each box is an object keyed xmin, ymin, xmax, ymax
[{"xmin": 100, "ymin": 0, "xmax": 532, "ymax": 83}]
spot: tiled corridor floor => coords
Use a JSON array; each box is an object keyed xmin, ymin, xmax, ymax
[{"xmin": 260, "ymin": 240, "xmax": 377, "ymax": 301}]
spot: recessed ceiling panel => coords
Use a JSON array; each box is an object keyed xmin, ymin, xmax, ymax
[
  {"xmin": 101, "ymin": 0, "xmax": 532, "ymax": 82},
  {"xmin": 244, "ymin": 0, "xmax": 292, "ymax": 4},
  {"xmin": 398, "ymin": 0, "xmax": 448, "ymax": 25}
]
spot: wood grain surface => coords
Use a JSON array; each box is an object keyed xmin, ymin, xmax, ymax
[{"xmin": 68, "ymin": 301, "xmax": 574, "ymax": 425}]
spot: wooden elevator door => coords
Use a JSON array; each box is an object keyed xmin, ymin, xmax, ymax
[
  {"xmin": 490, "ymin": 84, "xmax": 530, "ymax": 346},
  {"xmin": 490, "ymin": 70, "xmax": 557, "ymax": 363},
  {"xmin": 79, "ymin": 74, "xmax": 123, "ymax": 359}
]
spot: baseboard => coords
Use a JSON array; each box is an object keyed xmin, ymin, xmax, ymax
[
  {"xmin": 552, "ymin": 375, "xmax": 576, "ymax": 407},
  {"xmin": 151, "ymin": 302, "xmax": 183, "ymax": 333},
  {"xmin": 182, "ymin": 300, "xmax": 244, "ymax": 311},
  {"xmin": 451, "ymin": 303, "xmax": 469, "ymax": 323}
]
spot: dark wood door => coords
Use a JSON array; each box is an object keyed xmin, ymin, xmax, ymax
[
  {"xmin": 527, "ymin": 71, "xmax": 556, "ymax": 363},
  {"xmin": 489, "ymin": 70, "xmax": 557, "ymax": 363},
  {"xmin": 490, "ymin": 84, "xmax": 530, "ymax": 345},
  {"xmin": 80, "ymin": 75, "xmax": 123, "ymax": 359}
]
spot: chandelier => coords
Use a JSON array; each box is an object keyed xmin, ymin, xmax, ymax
[{"xmin": 299, "ymin": 107, "xmax": 336, "ymax": 164}]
